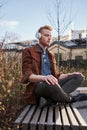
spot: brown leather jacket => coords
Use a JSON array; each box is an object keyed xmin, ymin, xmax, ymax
[{"xmin": 22, "ymin": 44, "xmax": 60, "ymax": 104}]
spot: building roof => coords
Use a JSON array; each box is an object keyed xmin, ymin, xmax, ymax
[{"xmin": 51, "ymin": 38, "xmax": 87, "ymax": 49}]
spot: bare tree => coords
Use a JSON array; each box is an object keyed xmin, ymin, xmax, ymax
[
  {"xmin": 0, "ymin": 0, "xmax": 9, "ymax": 49},
  {"xmin": 0, "ymin": 0, "xmax": 7, "ymax": 18},
  {"xmin": 0, "ymin": 31, "xmax": 20, "ymax": 49},
  {"xmin": 0, "ymin": 0, "xmax": 6, "ymax": 49},
  {"xmin": 45, "ymin": 0, "xmax": 73, "ymax": 68}
]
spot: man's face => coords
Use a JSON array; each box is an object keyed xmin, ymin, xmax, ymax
[{"xmin": 39, "ymin": 29, "xmax": 52, "ymax": 47}]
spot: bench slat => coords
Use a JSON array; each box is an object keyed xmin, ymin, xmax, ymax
[
  {"xmin": 60, "ymin": 105, "xmax": 70, "ymax": 130},
  {"xmin": 38, "ymin": 107, "xmax": 48, "ymax": 130},
  {"xmin": 15, "ymin": 105, "xmax": 30, "ymax": 124},
  {"xmin": 65, "ymin": 105, "xmax": 79, "ymax": 130},
  {"xmin": 30, "ymin": 107, "xmax": 41, "ymax": 130},
  {"xmin": 55, "ymin": 105, "xmax": 62, "ymax": 130},
  {"xmin": 78, "ymin": 109, "xmax": 87, "ymax": 125},
  {"xmin": 47, "ymin": 107, "xmax": 54, "ymax": 130},
  {"xmin": 71, "ymin": 106, "xmax": 87, "ymax": 130},
  {"xmin": 22, "ymin": 105, "xmax": 36, "ymax": 130}
]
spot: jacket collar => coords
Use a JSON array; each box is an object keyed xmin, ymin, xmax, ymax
[
  {"xmin": 34, "ymin": 44, "xmax": 48, "ymax": 54},
  {"xmin": 34, "ymin": 44, "xmax": 42, "ymax": 53}
]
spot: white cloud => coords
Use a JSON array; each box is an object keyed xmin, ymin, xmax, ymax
[{"xmin": 0, "ymin": 20, "xmax": 19, "ymax": 28}]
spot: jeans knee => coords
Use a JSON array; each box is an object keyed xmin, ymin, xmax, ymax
[
  {"xmin": 35, "ymin": 81, "xmax": 49, "ymax": 97},
  {"xmin": 76, "ymin": 74, "xmax": 84, "ymax": 84}
]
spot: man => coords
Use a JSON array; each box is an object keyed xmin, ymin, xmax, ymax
[{"xmin": 22, "ymin": 25, "xmax": 86, "ymax": 107}]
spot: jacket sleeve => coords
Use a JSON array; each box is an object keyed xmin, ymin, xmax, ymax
[{"xmin": 21, "ymin": 48, "xmax": 34, "ymax": 84}]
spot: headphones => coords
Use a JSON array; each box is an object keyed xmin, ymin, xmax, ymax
[{"xmin": 35, "ymin": 31, "xmax": 42, "ymax": 39}]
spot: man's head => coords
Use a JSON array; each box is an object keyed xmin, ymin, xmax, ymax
[{"xmin": 35, "ymin": 25, "xmax": 52, "ymax": 48}]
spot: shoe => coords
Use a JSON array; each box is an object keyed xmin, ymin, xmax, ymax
[
  {"xmin": 70, "ymin": 93, "xmax": 87, "ymax": 103},
  {"xmin": 74, "ymin": 93, "xmax": 87, "ymax": 102}
]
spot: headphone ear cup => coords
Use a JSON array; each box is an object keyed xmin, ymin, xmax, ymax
[{"xmin": 35, "ymin": 32, "xmax": 41, "ymax": 39}]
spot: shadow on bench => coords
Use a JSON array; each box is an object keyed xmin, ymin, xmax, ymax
[{"xmin": 14, "ymin": 104, "xmax": 87, "ymax": 130}]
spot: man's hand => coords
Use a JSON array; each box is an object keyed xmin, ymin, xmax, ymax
[
  {"xmin": 59, "ymin": 72, "xmax": 85, "ymax": 80},
  {"xmin": 72, "ymin": 72, "xmax": 85, "ymax": 78},
  {"xmin": 42, "ymin": 75, "xmax": 58, "ymax": 85}
]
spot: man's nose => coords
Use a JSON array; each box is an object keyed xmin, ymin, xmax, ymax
[{"xmin": 48, "ymin": 35, "xmax": 52, "ymax": 39}]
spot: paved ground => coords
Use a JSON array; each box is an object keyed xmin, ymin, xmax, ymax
[{"xmin": 72, "ymin": 87, "xmax": 87, "ymax": 123}]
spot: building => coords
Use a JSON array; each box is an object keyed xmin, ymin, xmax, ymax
[
  {"xmin": 49, "ymin": 39, "xmax": 87, "ymax": 61},
  {"xmin": 49, "ymin": 29, "xmax": 87, "ymax": 61},
  {"xmin": 53, "ymin": 29, "xmax": 87, "ymax": 41}
]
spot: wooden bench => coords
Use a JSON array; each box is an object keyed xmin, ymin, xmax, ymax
[{"xmin": 14, "ymin": 103, "xmax": 87, "ymax": 130}]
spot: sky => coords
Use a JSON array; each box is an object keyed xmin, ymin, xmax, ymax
[{"xmin": 0, "ymin": 0, "xmax": 87, "ymax": 41}]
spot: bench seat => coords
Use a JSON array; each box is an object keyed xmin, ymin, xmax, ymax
[{"xmin": 14, "ymin": 103, "xmax": 87, "ymax": 130}]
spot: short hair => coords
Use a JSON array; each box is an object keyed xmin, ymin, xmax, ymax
[{"xmin": 38, "ymin": 25, "xmax": 52, "ymax": 33}]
